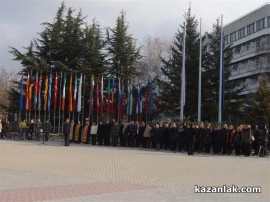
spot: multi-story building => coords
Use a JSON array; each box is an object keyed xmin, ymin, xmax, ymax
[{"xmin": 224, "ymin": 3, "xmax": 270, "ymax": 96}]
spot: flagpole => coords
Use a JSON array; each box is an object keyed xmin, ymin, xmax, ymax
[
  {"xmin": 218, "ymin": 15, "xmax": 224, "ymax": 125},
  {"xmin": 180, "ymin": 22, "xmax": 186, "ymax": 121},
  {"xmin": 198, "ymin": 18, "xmax": 202, "ymax": 123},
  {"xmin": 58, "ymin": 71, "xmax": 62, "ymax": 134}
]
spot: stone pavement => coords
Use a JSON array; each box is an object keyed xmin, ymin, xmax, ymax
[{"xmin": 0, "ymin": 140, "xmax": 269, "ymax": 202}]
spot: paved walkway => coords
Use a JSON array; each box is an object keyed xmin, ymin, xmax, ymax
[{"xmin": 0, "ymin": 140, "xmax": 269, "ymax": 201}]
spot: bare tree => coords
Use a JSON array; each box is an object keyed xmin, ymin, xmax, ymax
[
  {"xmin": 138, "ymin": 35, "xmax": 172, "ymax": 82},
  {"xmin": 0, "ymin": 67, "xmax": 18, "ymax": 118}
]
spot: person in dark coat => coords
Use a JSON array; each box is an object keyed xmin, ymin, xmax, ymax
[
  {"xmin": 242, "ymin": 125, "xmax": 253, "ymax": 156},
  {"xmin": 220, "ymin": 124, "xmax": 228, "ymax": 154},
  {"xmin": 203, "ymin": 124, "xmax": 212, "ymax": 153},
  {"xmin": 163, "ymin": 123, "xmax": 170, "ymax": 150},
  {"xmin": 234, "ymin": 126, "xmax": 243, "ymax": 155},
  {"xmin": 43, "ymin": 120, "xmax": 51, "ymax": 141},
  {"xmin": 128, "ymin": 121, "xmax": 136, "ymax": 147},
  {"xmin": 169, "ymin": 123, "xmax": 178, "ymax": 152},
  {"xmin": 28, "ymin": 119, "xmax": 35, "ymax": 140},
  {"xmin": 63, "ymin": 118, "xmax": 71, "ymax": 146},
  {"xmin": 118, "ymin": 121, "xmax": 124, "ymax": 146},
  {"xmin": 253, "ymin": 125, "xmax": 260, "ymax": 155},
  {"xmin": 97, "ymin": 121, "xmax": 105, "ymax": 145},
  {"xmin": 185, "ymin": 123, "xmax": 196, "ymax": 155},
  {"xmin": 153, "ymin": 124, "xmax": 162, "ymax": 150},
  {"xmin": 104, "ymin": 120, "xmax": 111, "ymax": 146}
]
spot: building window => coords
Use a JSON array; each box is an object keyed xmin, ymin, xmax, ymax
[
  {"xmin": 224, "ymin": 35, "xmax": 228, "ymax": 44},
  {"xmin": 246, "ymin": 42, "xmax": 250, "ymax": 51},
  {"xmin": 247, "ymin": 23, "xmax": 255, "ymax": 35},
  {"xmin": 238, "ymin": 28, "xmax": 245, "ymax": 39},
  {"xmin": 256, "ymin": 18, "xmax": 265, "ymax": 31},
  {"xmin": 230, "ymin": 32, "xmax": 237, "ymax": 42},
  {"xmin": 268, "ymin": 16, "xmax": 270, "ymax": 27}
]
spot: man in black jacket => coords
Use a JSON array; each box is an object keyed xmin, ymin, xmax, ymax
[{"xmin": 63, "ymin": 118, "xmax": 71, "ymax": 146}]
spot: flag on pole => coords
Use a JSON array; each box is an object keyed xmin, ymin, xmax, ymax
[
  {"xmin": 68, "ymin": 73, "xmax": 73, "ymax": 112},
  {"xmin": 73, "ymin": 73, "xmax": 77, "ymax": 112},
  {"xmin": 37, "ymin": 72, "xmax": 42, "ymax": 111},
  {"xmin": 121, "ymin": 84, "xmax": 125, "ymax": 121},
  {"xmin": 96, "ymin": 76, "xmax": 100, "ymax": 115},
  {"xmin": 136, "ymin": 83, "xmax": 142, "ymax": 124},
  {"xmin": 44, "ymin": 74, "xmax": 49, "ymax": 111},
  {"xmin": 107, "ymin": 77, "xmax": 111, "ymax": 114},
  {"xmin": 34, "ymin": 72, "xmax": 38, "ymax": 110},
  {"xmin": 29, "ymin": 84, "xmax": 34, "ymax": 111},
  {"xmin": 117, "ymin": 78, "xmax": 121, "ymax": 116},
  {"xmin": 25, "ymin": 72, "xmax": 30, "ymax": 110},
  {"xmin": 111, "ymin": 78, "xmax": 115, "ymax": 114},
  {"xmin": 100, "ymin": 75, "xmax": 104, "ymax": 113},
  {"xmin": 47, "ymin": 72, "xmax": 52, "ymax": 111},
  {"xmin": 149, "ymin": 77, "xmax": 153, "ymax": 116},
  {"xmin": 129, "ymin": 83, "xmax": 133, "ymax": 116},
  {"xmin": 145, "ymin": 78, "xmax": 150, "ymax": 115},
  {"xmin": 53, "ymin": 72, "xmax": 58, "ymax": 112},
  {"xmin": 89, "ymin": 74, "xmax": 94, "ymax": 115},
  {"xmin": 19, "ymin": 73, "xmax": 23, "ymax": 111},
  {"xmin": 61, "ymin": 73, "xmax": 66, "ymax": 111},
  {"xmin": 77, "ymin": 73, "xmax": 82, "ymax": 112}
]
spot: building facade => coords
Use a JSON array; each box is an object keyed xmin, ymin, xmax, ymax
[{"xmin": 224, "ymin": 3, "xmax": 270, "ymax": 96}]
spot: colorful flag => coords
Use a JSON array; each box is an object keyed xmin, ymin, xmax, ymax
[
  {"xmin": 61, "ymin": 73, "xmax": 66, "ymax": 111},
  {"xmin": 47, "ymin": 72, "xmax": 52, "ymax": 111},
  {"xmin": 44, "ymin": 74, "xmax": 49, "ymax": 111},
  {"xmin": 53, "ymin": 72, "xmax": 58, "ymax": 112},
  {"xmin": 73, "ymin": 73, "xmax": 77, "ymax": 112},
  {"xmin": 68, "ymin": 73, "xmax": 73, "ymax": 112},
  {"xmin": 34, "ymin": 72, "xmax": 38, "ymax": 110},
  {"xmin": 25, "ymin": 72, "xmax": 29, "ymax": 110},
  {"xmin": 129, "ymin": 83, "xmax": 133, "ymax": 116},
  {"xmin": 96, "ymin": 76, "xmax": 100, "ymax": 114},
  {"xmin": 77, "ymin": 73, "xmax": 82, "ymax": 112},
  {"xmin": 149, "ymin": 77, "xmax": 153, "ymax": 116},
  {"xmin": 19, "ymin": 73, "xmax": 23, "ymax": 111},
  {"xmin": 29, "ymin": 84, "xmax": 34, "ymax": 111},
  {"xmin": 37, "ymin": 72, "xmax": 42, "ymax": 111},
  {"xmin": 89, "ymin": 74, "xmax": 94, "ymax": 115},
  {"xmin": 136, "ymin": 83, "xmax": 142, "ymax": 123},
  {"xmin": 107, "ymin": 77, "xmax": 111, "ymax": 114},
  {"xmin": 121, "ymin": 83, "xmax": 125, "ymax": 121},
  {"xmin": 117, "ymin": 78, "xmax": 121, "ymax": 116},
  {"xmin": 126, "ymin": 81, "xmax": 130, "ymax": 115},
  {"xmin": 111, "ymin": 78, "xmax": 115, "ymax": 114},
  {"xmin": 145, "ymin": 77, "xmax": 150, "ymax": 116},
  {"xmin": 100, "ymin": 75, "xmax": 104, "ymax": 113}
]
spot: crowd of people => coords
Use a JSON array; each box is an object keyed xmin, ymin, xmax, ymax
[
  {"xmin": 1, "ymin": 118, "xmax": 269, "ymax": 157},
  {"xmin": 61, "ymin": 118, "xmax": 269, "ymax": 157}
]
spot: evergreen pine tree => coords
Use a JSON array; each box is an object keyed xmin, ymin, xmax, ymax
[{"xmin": 159, "ymin": 7, "xmax": 199, "ymax": 118}]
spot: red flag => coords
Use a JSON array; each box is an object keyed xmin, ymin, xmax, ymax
[
  {"xmin": 54, "ymin": 72, "xmax": 58, "ymax": 112},
  {"xmin": 96, "ymin": 76, "xmax": 100, "ymax": 114},
  {"xmin": 100, "ymin": 75, "xmax": 104, "ymax": 113},
  {"xmin": 25, "ymin": 72, "xmax": 30, "ymax": 110},
  {"xmin": 68, "ymin": 73, "xmax": 73, "ymax": 112}
]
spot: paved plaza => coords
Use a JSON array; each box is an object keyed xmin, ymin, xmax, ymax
[{"xmin": 0, "ymin": 140, "xmax": 269, "ymax": 202}]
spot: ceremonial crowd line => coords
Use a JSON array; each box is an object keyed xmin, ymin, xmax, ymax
[{"xmin": 0, "ymin": 118, "xmax": 269, "ymax": 157}]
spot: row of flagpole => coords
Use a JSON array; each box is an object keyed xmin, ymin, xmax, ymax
[
  {"xmin": 19, "ymin": 71, "xmax": 154, "ymax": 132},
  {"xmin": 182, "ymin": 15, "xmax": 224, "ymax": 124},
  {"xmin": 19, "ymin": 16, "xmax": 225, "ymax": 126}
]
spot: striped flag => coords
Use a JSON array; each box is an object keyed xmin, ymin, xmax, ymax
[
  {"xmin": 111, "ymin": 78, "xmax": 115, "ymax": 114},
  {"xmin": 68, "ymin": 73, "xmax": 73, "ymax": 112},
  {"xmin": 29, "ymin": 84, "xmax": 34, "ymax": 111},
  {"xmin": 61, "ymin": 73, "xmax": 66, "ymax": 111},
  {"xmin": 37, "ymin": 72, "xmax": 42, "ymax": 111},
  {"xmin": 77, "ymin": 73, "xmax": 82, "ymax": 112},
  {"xmin": 47, "ymin": 72, "xmax": 52, "ymax": 111},
  {"xmin": 19, "ymin": 73, "xmax": 23, "ymax": 111},
  {"xmin": 43, "ymin": 74, "xmax": 49, "ymax": 111},
  {"xmin": 100, "ymin": 75, "xmax": 104, "ymax": 113},
  {"xmin": 25, "ymin": 72, "xmax": 29, "ymax": 110},
  {"xmin": 149, "ymin": 77, "xmax": 153, "ymax": 116},
  {"xmin": 136, "ymin": 83, "xmax": 142, "ymax": 123},
  {"xmin": 107, "ymin": 77, "xmax": 111, "ymax": 114},
  {"xmin": 89, "ymin": 74, "xmax": 94, "ymax": 115},
  {"xmin": 34, "ymin": 72, "xmax": 38, "ymax": 110},
  {"xmin": 53, "ymin": 72, "xmax": 58, "ymax": 112},
  {"xmin": 96, "ymin": 76, "xmax": 100, "ymax": 114},
  {"xmin": 117, "ymin": 78, "xmax": 121, "ymax": 116},
  {"xmin": 73, "ymin": 73, "xmax": 78, "ymax": 112}
]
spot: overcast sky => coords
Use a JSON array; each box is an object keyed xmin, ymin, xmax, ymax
[{"xmin": 0, "ymin": 0, "xmax": 268, "ymax": 71}]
